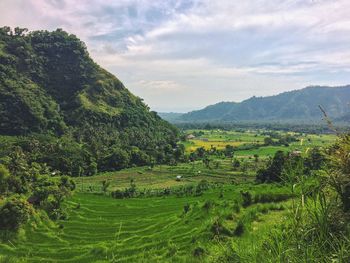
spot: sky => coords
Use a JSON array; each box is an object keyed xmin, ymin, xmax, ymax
[{"xmin": 1, "ymin": 0, "xmax": 350, "ymax": 112}]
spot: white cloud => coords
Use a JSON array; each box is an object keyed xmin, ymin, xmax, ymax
[{"xmin": 0, "ymin": 0, "xmax": 350, "ymax": 111}]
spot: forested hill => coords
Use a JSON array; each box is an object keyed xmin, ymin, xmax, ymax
[
  {"xmin": 0, "ymin": 27, "xmax": 182, "ymax": 175},
  {"xmin": 180, "ymin": 86, "xmax": 350, "ymax": 123}
]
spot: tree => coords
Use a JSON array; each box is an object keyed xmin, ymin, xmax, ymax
[
  {"xmin": 14, "ymin": 27, "xmax": 28, "ymax": 36},
  {"xmin": 87, "ymin": 161, "xmax": 98, "ymax": 176},
  {"xmin": 196, "ymin": 147, "xmax": 206, "ymax": 158},
  {"xmin": 264, "ymin": 137, "xmax": 274, "ymax": 146},
  {"xmin": 0, "ymin": 164, "xmax": 10, "ymax": 194},
  {"xmin": 102, "ymin": 148, "xmax": 130, "ymax": 170},
  {"xmin": 232, "ymin": 159, "xmax": 240, "ymax": 170},
  {"xmin": 241, "ymin": 161, "xmax": 249, "ymax": 174},
  {"xmin": 254, "ymin": 154, "xmax": 259, "ymax": 163},
  {"xmin": 203, "ymin": 157, "xmax": 211, "ymax": 169},
  {"xmin": 101, "ymin": 180, "xmax": 110, "ymax": 194},
  {"xmin": 0, "ymin": 196, "xmax": 33, "ymax": 230},
  {"xmin": 224, "ymin": 145, "xmax": 235, "ymax": 158},
  {"xmin": 256, "ymin": 151, "xmax": 286, "ymax": 182},
  {"xmin": 328, "ymin": 134, "xmax": 350, "ymax": 212},
  {"xmin": 305, "ymin": 147, "xmax": 325, "ymax": 171}
]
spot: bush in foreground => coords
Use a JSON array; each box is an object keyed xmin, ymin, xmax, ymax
[{"xmin": 0, "ymin": 196, "xmax": 33, "ymax": 231}]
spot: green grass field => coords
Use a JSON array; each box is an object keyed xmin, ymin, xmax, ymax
[
  {"xmin": 0, "ymin": 129, "xmax": 337, "ymax": 262},
  {"xmin": 0, "ymin": 184, "xmax": 292, "ymax": 262},
  {"xmin": 185, "ymin": 129, "xmax": 336, "ymax": 158},
  {"xmin": 74, "ymin": 159, "xmax": 255, "ymax": 193}
]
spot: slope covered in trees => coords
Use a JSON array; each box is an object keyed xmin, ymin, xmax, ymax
[
  {"xmin": 179, "ymin": 86, "xmax": 350, "ymax": 123},
  {"xmin": 0, "ymin": 27, "xmax": 183, "ymax": 175}
]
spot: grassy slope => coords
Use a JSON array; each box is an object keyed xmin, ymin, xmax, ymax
[
  {"xmin": 75, "ymin": 160, "xmax": 254, "ymax": 192},
  {"xmin": 0, "ymin": 185, "xmax": 291, "ymax": 262},
  {"xmin": 0, "ymin": 130, "xmax": 337, "ymax": 262}
]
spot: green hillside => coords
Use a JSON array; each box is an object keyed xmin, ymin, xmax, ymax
[
  {"xmin": 0, "ymin": 185, "xmax": 293, "ymax": 262},
  {"xmin": 1, "ymin": 27, "xmax": 350, "ymax": 263},
  {"xmin": 180, "ymin": 86, "xmax": 350, "ymax": 123},
  {"xmin": 0, "ymin": 27, "xmax": 182, "ymax": 174}
]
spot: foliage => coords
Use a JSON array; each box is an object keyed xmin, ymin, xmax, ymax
[
  {"xmin": 0, "ymin": 27, "xmax": 182, "ymax": 174},
  {"xmin": 0, "ymin": 149, "xmax": 75, "ymax": 229},
  {"xmin": 328, "ymin": 134, "xmax": 350, "ymax": 212},
  {"xmin": 254, "ymin": 131, "xmax": 350, "ymax": 262},
  {"xmin": 111, "ymin": 180, "xmax": 213, "ymax": 199},
  {"xmin": 0, "ymin": 164, "xmax": 9, "ymax": 194},
  {"xmin": 256, "ymin": 150, "xmax": 286, "ymax": 182},
  {"xmin": 240, "ymin": 191, "xmax": 252, "ymax": 208},
  {"xmin": 0, "ymin": 196, "xmax": 32, "ymax": 230},
  {"xmin": 233, "ymin": 220, "xmax": 245, "ymax": 237}
]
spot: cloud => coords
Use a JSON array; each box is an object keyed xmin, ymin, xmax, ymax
[{"xmin": 0, "ymin": 0, "xmax": 350, "ymax": 111}]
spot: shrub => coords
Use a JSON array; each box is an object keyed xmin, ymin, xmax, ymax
[
  {"xmin": 59, "ymin": 176, "xmax": 76, "ymax": 192},
  {"xmin": 329, "ymin": 134, "xmax": 350, "ymax": 212},
  {"xmin": 257, "ymin": 205, "xmax": 269, "ymax": 214},
  {"xmin": 111, "ymin": 190, "xmax": 124, "ymax": 199},
  {"xmin": 49, "ymin": 208, "xmax": 68, "ymax": 220},
  {"xmin": 101, "ymin": 180, "xmax": 110, "ymax": 194},
  {"xmin": 233, "ymin": 201, "xmax": 241, "ymax": 213},
  {"xmin": 193, "ymin": 246, "xmax": 206, "ymax": 257},
  {"xmin": 166, "ymin": 242, "xmax": 178, "ymax": 257},
  {"xmin": 195, "ymin": 180, "xmax": 209, "ymax": 196},
  {"xmin": 268, "ymin": 203, "xmax": 285, "ymax": 211},
  {"xmin": 0, "ymin": 196, "xmax": 32, "ymax": 230},
  {"xmin": 254, "ymin": 192, "xmax": 293, "ymax": 204},
  {"xmin": 183, "ymin": 204, "xmax": 191, "ymax": 214},
  {"xmin": 246, "ymin": 209, "xmax": 258, "ymax": 222},
  {"xmin": 233, "ymin": 220, "xmax": 245, "ymax": 236},
  {"xmin": 0, "ymin": 165, "xmax": 10, "ymax": 194},
  {"xmin": 203, "ymin": 200, "xmax": 214, "ymax": 211},
  {"xmin": 210, "ymin": 218, "xmax": 232, "ymax": 237},
  {"xmin": 241, "ymin": 191, "xmax": 252, "ymax": 207},
  {"xmin": 41, "ymin": 195, "xmax": 68, "ymax": 220}
]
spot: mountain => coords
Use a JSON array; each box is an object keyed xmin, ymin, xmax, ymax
[
  {"xmin": 0, "ymin": 27, "xmax": 181, "ymax": 174},
  {"xmin": 179, "ymin": 86, "xmax": 350, "ymax": 123}
]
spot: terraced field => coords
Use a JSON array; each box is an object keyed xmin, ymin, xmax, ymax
[
  {"xmin": 76, "ymin": 159, "xmax": 254, "ymax": 193},
  {"xmin": 0, "ymin": 129, "xmax": 335, "ymax": 262},
  {"xmin": 0, "ymin": 185, "xmax": 291, "ymax": 262},
  {"xmin": 184, "ymin": 129, "xmax": 336, "ymax": 157}
]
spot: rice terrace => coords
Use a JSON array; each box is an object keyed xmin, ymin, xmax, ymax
[
  {"xmin": 0, "ymin": 128, "xmax": 342, "ymax": 262},
  {"xmin": 1, "ymin": 1, "xmax": 350, "ymax": 262}
]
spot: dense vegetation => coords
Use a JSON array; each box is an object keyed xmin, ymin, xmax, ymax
[
  {"xmin": 0, "ymin": 26, "xmax": 349, "ymax": 263},
  {"xmin": 0, "ymin": 27, "xmax": 183, "ymax": 176},
  {"xmin": 173, "ymin": 86, "xmax": 350, "ymax": 123},
  {"xmin": 1, "ymin": 127, "xmax": 349, "ymax": 262},
  {"xmin": 174, "ymin": 121, "xmax": 345, "ymax": 134},
  {"xmin": 0, "ymin": 149, "xmax": 75, "ymax": 232}
]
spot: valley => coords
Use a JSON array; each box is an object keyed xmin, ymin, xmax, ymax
[
  {"xmin": 0, "ymin": 25, "xmax": 349, "ymax": 263},
  {"xmin": 0, "ymin": 129, "xmax": 338, "ymax": 262}
]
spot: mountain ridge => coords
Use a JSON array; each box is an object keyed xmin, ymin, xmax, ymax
[{"xmin": 171, "ymin": 85, "xmax": 350, "ymax": 123}]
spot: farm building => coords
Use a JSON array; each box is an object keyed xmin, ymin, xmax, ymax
[
  {"xmin": 186, "ymin": 134, "xmax": 195, "ymax": 139},
  {"xmin": 291, "ymin": 150, "xmax": 302, "ymax": 156}
]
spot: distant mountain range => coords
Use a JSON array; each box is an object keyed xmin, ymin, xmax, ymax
[{"xmin": 160, "ymin": 86, "xmax": 350, "ymax": 124}]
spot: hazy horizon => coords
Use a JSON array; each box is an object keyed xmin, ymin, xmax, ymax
[{"xmin": 1, "ymin": 0, "xmax": 350, "ymax": 112}]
